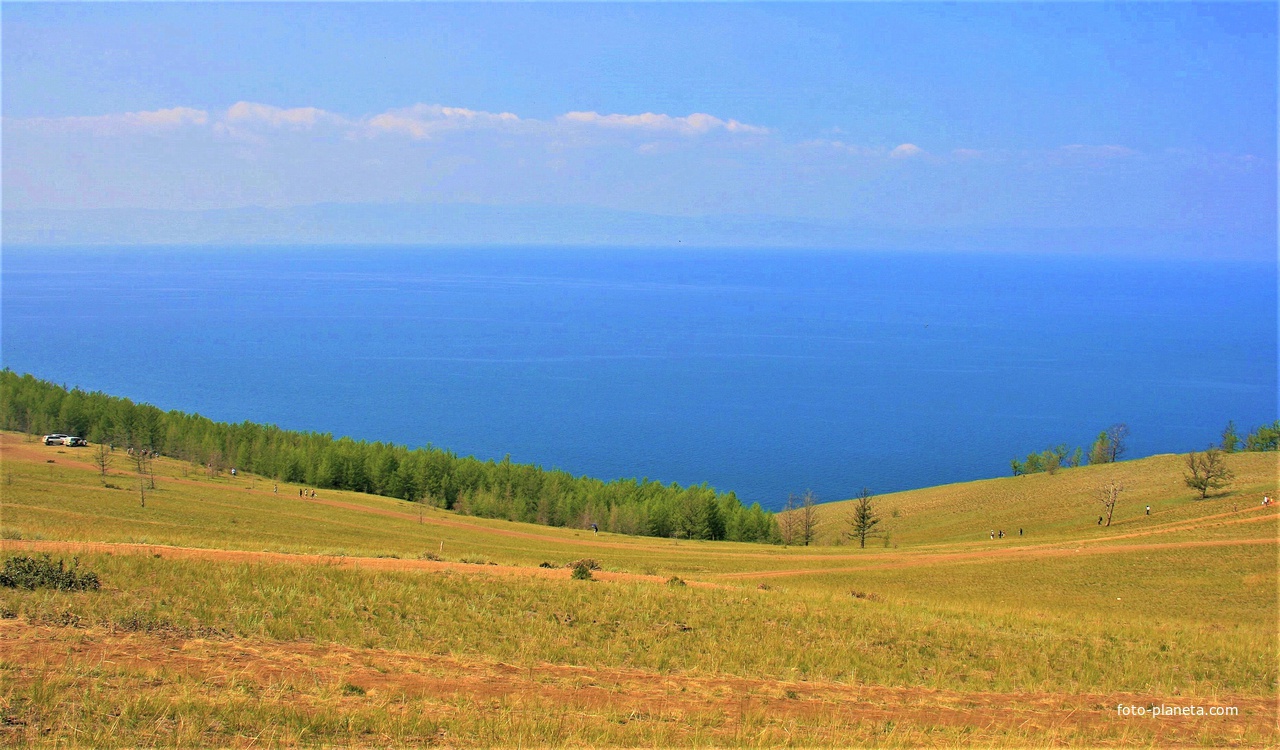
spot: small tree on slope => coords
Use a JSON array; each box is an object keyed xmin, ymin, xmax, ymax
[
  {"xmin": 847, "ymin": 488, "xmax": 881, "ymax": 548},
  {"xmin": 1184, "ymin": 448, "xmax": 1234, "ymax": 499}
]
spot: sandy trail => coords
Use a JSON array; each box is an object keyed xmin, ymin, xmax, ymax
[{"xmin": 2, "ymin": 622, "xmax": 1273, "ymax": 745}]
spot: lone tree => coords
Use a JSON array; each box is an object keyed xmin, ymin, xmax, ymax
[
  {"xmin": 1098, "ymin": 481, "xmax": 1124, "ymax": 527},
  {"xmin": 1184, "ymin": 447, "xmax": 1235, "ymax": 499},
  {"xmin": 1220, "ymin": 421, "xmax": 1242, "ymax": 453},
  {"xmin": 779, "ymin": 494, "xmax": 800, "ymax": 546},
  {"xmin": 1090, "ymin": 423, "xmax": 1130, "ymax": 464},
  {"xmin": 799, "ymin": 490, "xmax": 819, "ymax": 546},
  {"xmin": 128, "ymin": 446, "xmax": 153, "ymax": 507},
  {"xmin": 91, "ymin": 443, "xmax": 112, "ymax": 479},
  {"xmin": 847, "ymin": 487, "xmax": 881, "ymax": 548}
]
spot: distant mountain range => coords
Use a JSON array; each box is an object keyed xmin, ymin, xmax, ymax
[{"xmin": 2, "ymin": 203, "xmax": 1269, "ymax": 259}]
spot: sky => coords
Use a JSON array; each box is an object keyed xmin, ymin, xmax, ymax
[{"xmin": 2, "ymin": 3, "xmax": 1276, "ymax": 250}]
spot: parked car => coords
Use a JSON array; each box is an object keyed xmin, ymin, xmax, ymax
[
  {"xmin": 63, "ymin": 436, "xmax": 88, "ymax": 447},
  {"xmin": 43, "ymin": 433, "xmax": 69, "ymax": 446}
]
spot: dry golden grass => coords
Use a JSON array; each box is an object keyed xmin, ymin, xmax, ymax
[{"xmin": 1, "ymin": 431, "xmax": 1276, "ymax": 747}]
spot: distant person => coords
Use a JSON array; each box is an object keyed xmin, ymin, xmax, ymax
[
  {"xmin": 231, "ymin": 468, "xmax": 237, "ymax": 477},
  {"xmin": 1098, "ymin": 516, "xmax": 1103, "ymax": 525},
  {"xmin": 989, "ymin": 530, "xmax": 994, "ymax": 540},
  {"xmin": 1018, "ymin": 528, "xmax": 1023, "ymax": 536},
  {"xmin": 591, "ymin": 523, "xmax": 598, "ymax": 534},
  {"xmin": 299, "ymin": 488, "xmax": 303, "ymax": 498},
  {"xmin": 273, "ymin": 483, "xmax": 278, "ymax": 494},
  {"xmin": 998, "ymin": 530, "xmax": 1004, "ymax": 539},
  {"xmin": 1145, "ymin": 505, "xmax": 1150, "ymax": 515}
]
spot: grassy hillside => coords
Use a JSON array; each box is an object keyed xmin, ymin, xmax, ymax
[
  {"xmin": 814, "ymin": 450, "xmax": 1277, "ymax": 547},
  {"xmin": 1, "ymin": 430, "xmax": 1276, "ymax": 747}
]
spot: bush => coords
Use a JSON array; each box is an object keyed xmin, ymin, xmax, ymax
[
  {"xmin": 566, "ymin": 558, "xmax": 601, "ymax": 571},
  {"xmin": 571, "ymin": 562, "xmax": 593, "ymax": 580},
  {"xmin": 666, "ymin": 576, "xmax": 686, "ymax": 587},
  {"xmin": 0, "ymin": 555, "xmax": 100, "ymax": 591}
]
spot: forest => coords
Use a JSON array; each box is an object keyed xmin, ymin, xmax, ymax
[{"xmin": 0, "ymin": 371, "xmax": 779, "ymax": 543}]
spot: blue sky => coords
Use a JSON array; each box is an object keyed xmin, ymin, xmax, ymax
[{"xmin": 2, "ymin": 3, "xmax": 1275, "ymax": 249}]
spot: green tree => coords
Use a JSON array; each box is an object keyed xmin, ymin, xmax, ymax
[
  {"xmin": 1220, "ymin": 421, "xmax": 1241, "ymax": 453},
  {"xmin": 1184, "ymin": 448, "xmax": 1235, "ymax": 499},
  {"xmin": 1245, "ymin": 421, "xmax": 1280, "ymax": 451},
  {"xmin": 847, "ymin": 488, "xmax": 880, "ymax": 548}
]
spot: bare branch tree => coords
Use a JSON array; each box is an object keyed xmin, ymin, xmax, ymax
[
  {"xmin": 91, "ymin": 443, "xmax": 112, "ymax": 479},
  {"xmin": 1105, "ymin": 423, "xmax": 1130, "ymax": 462},
  {"xmin": 1089, "ymin": 423, "xmax": 1130, "ymax": 465},
  {"xmin": 128, "ymin": 446, "xmax": 152, "ymax": 507},
  {"xmin": 1098, "ymin": 481, "xmax": 1125, "ymax": 527},
  {"xmin": 1184, "ymin": 448, "xmax": 1234, "ymax": 499},
  {"xmin": 779, "ymin": 493, "xmax": 800, "ymax": 546},
  {"xmin": 799, "ymin": 490, "xmax": 820, "ymax": 546}
]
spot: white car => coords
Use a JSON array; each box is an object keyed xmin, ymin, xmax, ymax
[
  {"xmin": 43, "ymin": 433, "xmax": 69, "ymax": 446},
  {"xmin": 63, "ymin": 436, "xmax": 88, "ymax": 447}
]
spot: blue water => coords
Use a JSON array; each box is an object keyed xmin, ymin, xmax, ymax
[{"xmin": 2, "ymin": 246, "xmax": 1275, "ymax": 508}]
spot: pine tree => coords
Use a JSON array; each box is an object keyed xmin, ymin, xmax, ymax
[{"xmin": 847, "ymin": 488, "xmax": 880, "ymax": 548}]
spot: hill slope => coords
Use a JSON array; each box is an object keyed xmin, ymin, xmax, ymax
[
  {"xmin": 1, "ymin": 430, "xmax": 1276, "ymax": 747},
  {"xmin": 814, "ymin": 450, "xmax": 1277, "ymax": 547}
]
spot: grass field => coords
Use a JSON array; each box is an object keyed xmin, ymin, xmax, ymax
[{"xmin": 1, "ymin": 430, "xmax": 1276, "ymax": 747}]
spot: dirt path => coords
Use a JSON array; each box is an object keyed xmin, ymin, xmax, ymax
[{"xmin": 2, "ymin": 622, "xmax": 1272, "ymax": 747}]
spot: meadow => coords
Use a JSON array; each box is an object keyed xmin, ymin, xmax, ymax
[{"xmin": 1, "ymin": 430, "xmax": 1276, "ymax": 747}]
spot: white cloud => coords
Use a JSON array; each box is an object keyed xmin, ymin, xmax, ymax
[
  {"xmin": 364, "ymin": 104, "xmax": 522, "ymax": 139},
  {"xmin": 889, "ymin": 143, "xmax": 924, "ymax": 159},
  {"xmin": 559, "ymin": 110, "xmax": 768, "ymax": 136},
  {"xmin": 225, "ymin": 101, "xmax": 347, "ymax": 129},
  {"xmin": 8, "ymin": 106, "xmax": 209, "ymax": 135}
]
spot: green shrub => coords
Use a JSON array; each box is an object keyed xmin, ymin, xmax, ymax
[
  {"xmin": 0, "ymin": 555, "xmax": 100, "ymax": 591},
  {"xmin": 571, "ymin": 562, "xmax": 593, "ymax": 580}
]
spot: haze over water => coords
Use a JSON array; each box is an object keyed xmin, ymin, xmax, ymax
[{"xmin": 2, "ymin": 246, "xmax": 1274, "ymax": 509}]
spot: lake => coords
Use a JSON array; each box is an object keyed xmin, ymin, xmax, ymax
[{"xmin": 2, "ymin": 245, "xmax": 1274, "ymax": 508}]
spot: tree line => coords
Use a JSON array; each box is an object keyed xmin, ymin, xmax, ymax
[
  {"xmin": 1010, "ymin": 423, "xmax": 1130, "ymax": 476},
  {"xmin": 0, "ymin": 370, "xmax": 779, "ymax": 543},
  {"xmin": 1012, "ymin": 420, "xmax": 1278, "ymax": 478}
]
